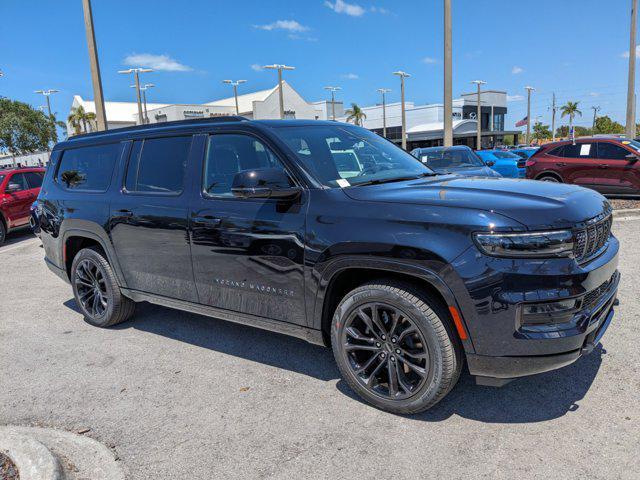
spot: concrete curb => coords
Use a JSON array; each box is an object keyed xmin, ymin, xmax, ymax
[
  {"xmin": 613, "ymin": 208, "xmax": 640, "ymax": 220},
  {"xmin": 0, "ymin": 427, "xmax": 124, "ymax": 480}
]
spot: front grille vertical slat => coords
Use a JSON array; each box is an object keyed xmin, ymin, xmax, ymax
[{"xmin": 573, "ymin": 213, "xmax": 612, "ymax": 263}]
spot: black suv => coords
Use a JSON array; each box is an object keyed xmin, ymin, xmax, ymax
[{"xmin": 35, "ymin": 117, "xmax": 619, "ymax": 414}]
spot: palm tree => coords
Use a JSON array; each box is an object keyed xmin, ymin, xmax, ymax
[
  {"xmin": 560, "ymin": 101, "xmax": 582, "ymax": 134},
  {"xmin": 67, "ymin": 105, "xmax": 97, "ymax": 136},
  {"xmin": 345, "ymin": 103, "xmax": 367, "ymax": 126}
]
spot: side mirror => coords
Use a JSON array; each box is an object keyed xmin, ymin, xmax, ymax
[
  {"xmin": 231, "ymin": 168, "xmax": 301, "ymax": 200},
  {"xmin": 625, "ymin": 153, "xmax": 638, "ymax": 163},
  {"xmin": 485, "ymin": 160, "xmax": 495, "ymax": 167},
  {"xmin": 5, "ymin": 182, "xmax": 21, "ymax": 193}
]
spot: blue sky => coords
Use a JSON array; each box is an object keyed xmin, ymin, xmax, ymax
[{"xmin": 0, "ymin": 0, "xmax": 638, "ymax": 129}]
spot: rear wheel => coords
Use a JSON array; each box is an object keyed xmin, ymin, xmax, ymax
[
  {"xmin": 71, "ymin": 246, "xmax": 135, "ymax": 327},
  {"xmin": 331, "ymin": 280, "xmax": 463, "ymax": 414},
  {"xmin": 538, "ymin": 174, "xmax": 561, "ymax": 182},
  {"xmin": 0, "ymin": 221, "xmax": 5, "ymax": 246}
]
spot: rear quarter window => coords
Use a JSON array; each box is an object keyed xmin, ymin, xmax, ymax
[{"xmin": 57, "ymin": 143, "xmax": 121, "ymax": 191}]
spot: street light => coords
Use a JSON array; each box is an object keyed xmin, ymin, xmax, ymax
[
  {"xmin": 471, "ymin": 80, "xmax": 486, "ymax": 150},
  {"xmin": 130, "ymin": 83, "xmax": 155, "ymax": 124},
  {"xmin": 323, "ymin": 86, "xmax": 341, "ymax": 120},
  {"xmin": 82, "ymin": 0, "xmax": 107, "ymax": 131},
  {"xmin": 393, "ymin": 71, "xmax": 411, "ymax": 150},
  {"xmin": 223, "ymin": 79, "xmax": 247, "ymax": 115},
  {"xmin": 525, "ymin": 86, "xmax": 535, "ymax": 145},
  {"xmin": 443, "ymin": 0, "xmax": 453, "ymax": 147},
  {"xmin": 627, "ymin": 0, "xmax": 638, "ymax": 138},
  {"xmin": 263, "ymin": 64, "xmax": 295, "ymax": 119},
  {"xmin": 34, "ymin": 89, "xmax": 60, "ymax": 118},
  {"xmin": 118, "ymin": 68, "xmax": 153, "ymax": 125},
  {"xmin": 377, "ymin": 88, "xmax": 391, "ymax": 138}
]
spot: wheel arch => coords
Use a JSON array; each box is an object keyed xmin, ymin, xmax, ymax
[{"xmin": 535, "ymin": 170, "xmax": 563, "ymax": 182}]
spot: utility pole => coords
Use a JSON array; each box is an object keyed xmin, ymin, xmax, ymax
[
  {"xmin": 131, "ymin": 83, "xmax": 154, "ymax": 124},
  {"xmin": 223, "ymin": 79, "xmax": 247, "ymax": 115},
  {"xmin": 591, "ymin": 105, "xmax": 601, "ymax": 131},
  {"xmin": 119, "ymin": 68, "xmax": 153, "ymax": 124},
  {"xmin": 34, "ymin": 89, "xmax": 59, "ymax": 118},
  {"xmin": 393, "ymin": 71, "xmax": 411, "ymax": 150},
  {"xmin": 443, "ymin": 0, "xmax": 453, "ymax": 147},
  {"xmin": 263, "ymin": 64, "xmax": 295, "ymax": 119},
  {"xmin": 82, "ymin": 0, "xmax": 107, "ymax": 131},
  {"xmin": 471, "ymin": 80, "xmax": 486, "ymax": 150},
  {"xmin": 525, "ymin": 86, "xmax": 535, "ymax": 145},
  {"xmin": 323, "ymin": 86, "xmax": 341, "ymax": 120},
  {"xmin": 377, "ymin": 88, "xmax": 391, "ymax": 137},
  {"xmin": 627, "ymin": 0, "xmax": 638, "ymax": 138},
  {"xmin": 551, "ymin": 93, "xmax": 557, "ymax": 141}
]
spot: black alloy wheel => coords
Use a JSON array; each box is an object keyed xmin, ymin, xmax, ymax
[{"xmin": 74, "ymin": 258, "xmax": 109, "ymax": 318}]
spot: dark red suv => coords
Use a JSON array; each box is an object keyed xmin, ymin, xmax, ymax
[
  {"xmin": 0, "ymin": 167, "xmax": 46, "ymax": 245},
  {"xmin": 526, "ymin": 137, "xmax": 640, "ymax": 195}
]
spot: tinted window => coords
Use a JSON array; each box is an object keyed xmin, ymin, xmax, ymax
[
  {"xmin": 420, "ymin": 148, "xmax": 484, "ymax": 169},
  {"xmin": 24, "ymin": 172, "xmax": 44, "ymax": 189},
  {"xmin": 493, "ymin": 151, "xmax": 521, "ymax": 159},
  {"xmin": 204, "ymin": 134, "xmax": 292, "ymax": 197},
  {"xmin": 125, "ymin": 136, "xmax": 191, "ymax": 194},
  {"xmin": 560, "ymin": 143, "xmax": 595, "ymax": 158},
  {"xmin": 57, "ymin": 143, "xmax": 120, "ymax": 191},
  {"xmin": 597, "ymin": 142, "xmax": 631, "ymax": 160},
  {"xmin": 547, "ymin": 146, "xmax": 564, "ymax": 157},
  {"xmin": 8, "ymin": 173, "xmax": 28, "ymax": 191}
]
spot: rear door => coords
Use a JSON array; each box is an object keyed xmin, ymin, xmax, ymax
[
  {"xmin": 3, "ymin": 173, "xmax": 32, "ymax": 227},
  {"xmin": 109, "ymin": 134, "xmax": 198, "ymax": 301},
  {"xmin": 592, "ymin": 141, "xmax": 640, "ymax": 194},
  {"xmin": 554, "ymin": 142, "xmax": 599, "ymax": 187}
]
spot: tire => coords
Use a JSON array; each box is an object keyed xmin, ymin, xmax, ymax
[
  {"xmin": 71, "ymin": 246, "xmax": 135, "ymax": 327},
  {"xmin": 538, "ymin": 174, "xmax": 560, "ymax": 182},
  {"xmin": 331, "ymin": 280, "xmax": 463, "ymax": 414},
  {"xmin": 0, "ymin": 221, "xmax": 5, "ymax": 246}
]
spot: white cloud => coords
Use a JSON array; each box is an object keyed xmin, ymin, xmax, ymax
[
  {"xmin": 511, "ymin": 66, "xmax": 524, "ymax": 74},
  {"xmin": 250, "ymin": 64, "xmax": 263, "ymax": 72},
  {"xmin": 621, "ymin": 45, "xmax": 640, "ymax": 58},
  {"xmin": 589, "ymin": 92, "xmax": 600, "ymax": 97},
  {"xmin": 423, "ymin": 56, "xmax": 437, "ymax": 64},
  {"xmin": 324, "ymin": 0, "xmax": 365, "ymax": 17},
  {"xmin": 507, "ymin": 94, "xmax": 524, "ymax": 102},
  {"xmin": 370, "ymin": 6, "xmax": 390, "ymax": 14},
  {"xmin": 341, "ymin": 73, "xmax": 359, "ymax": 80},
  {"xmin": 123, "ymin": 53, "xmax": 192, "ymax": 72},
  {"xmin": 254, "ymin": 20, "xmax": 309, "ymax": 32}
]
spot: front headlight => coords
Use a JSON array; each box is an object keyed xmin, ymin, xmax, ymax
[{"xmin": 473, "ymin": 230, "xmax": 574, "ymax": 258}]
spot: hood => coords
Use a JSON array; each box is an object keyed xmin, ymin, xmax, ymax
[
  {"xmin": 343, "ymin": 176, "xmax": 610, "ymax": 230},
  {"xmin": 431, "ymin": 165, "xmax": 500, "ymax": 177}
]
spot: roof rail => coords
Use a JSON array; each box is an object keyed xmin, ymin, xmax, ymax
[{"xmin": 67, "ymin": 115, "xmax": 249, "ymax": 140}]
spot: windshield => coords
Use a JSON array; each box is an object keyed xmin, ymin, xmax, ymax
[
  {"xmin": 623, "ymin": 139, "xmax": 640, "ymax": 151},
  {"xmin": 418, "ymin": 148, "xmax": 484, "ymax": 169},
  {"xmin": 493, "ymin": 151, "xmax": 521, "ymax": 159},
  {"xmin": 274, "ymin": 125, "xmax": 435, "ymax": 187}
]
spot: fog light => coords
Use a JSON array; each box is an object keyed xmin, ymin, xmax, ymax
[{"xmin": 520, "ymin": 298, "xmax": 581, "ymax": 326}]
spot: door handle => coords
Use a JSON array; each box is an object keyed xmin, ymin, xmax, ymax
[
  {"xmin": 117, "ymin": 209, "xmax": 133, "ymax": 217},
  {"xmin": 556, "ymin": 162, "xmax": 567, "ymax": 167},
  {"xmin": 193, "ymin": 215, "xmax": 221, "ymax": 227}
]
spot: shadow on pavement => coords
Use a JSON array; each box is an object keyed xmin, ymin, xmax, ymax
[
  {"xmin": 64, "ymin": 299, "xmax": 604, "ymax": 423},
  {"xmin": 0, "ymin": 228, "xmax": 37, "ymax": 249}
]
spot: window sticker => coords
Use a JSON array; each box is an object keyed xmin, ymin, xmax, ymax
[
  {"xmin": 580, "ymin": 144, "xmax": 591, "ymax": 156},
  {"xmin": 336, "ymin": 178, "xmax": 351, "ymax": 188}
]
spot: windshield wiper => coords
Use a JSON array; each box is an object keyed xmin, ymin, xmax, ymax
[{"xmin": 353, "ymin": 172, "xmax": 436, "ymax": 187}]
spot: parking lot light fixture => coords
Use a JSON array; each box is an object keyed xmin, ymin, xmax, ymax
[
  {"xmin": 323, "ymin": 86, "xmax": 342, "ymax": 120},
  {"xmin": 130, "ymin": 83, "xmax": 155, "ymax": 124},
  {"xmin": 377, "ymin": 88, "xmax": 392, "ymax": 138},
  {"xmin": 263, "ymin": 64, "xmax": 295, "ymax": 119},
  {"xmin": 119, "ymin": 68, "xmax": 153, "ymax": 125},
  {"xmin": 34, "ymin": 89, "xmax": 60, "ymax": 118},
  {"xmin": 393, "ymin": 71, "xmax": 411, "ymax": 150},
  {"xmin": 471, "ymin": 80, "xmax": 486, "ymax": 150},
  {"xmin": 223, "ymin": 80, "xmax": 247, "ymax": 115}
]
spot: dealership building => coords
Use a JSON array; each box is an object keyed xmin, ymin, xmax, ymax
[{"xmin": 68, "ymin": 83, "xmax": 518, "ymax": 148}]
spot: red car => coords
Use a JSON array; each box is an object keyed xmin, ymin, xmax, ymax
[
  {"xmin": 526, "ymin": 137, "xmax": 640, "ymax": 195},
  {"xmin": 0, "ymin": 167, "xmax": 46, "ymax": 245}
]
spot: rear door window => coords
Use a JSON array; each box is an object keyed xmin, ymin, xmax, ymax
[
  {"xmin": 560, "ymin": 143, "xmax": 595, "ymax": 159},
  {"xmin": 57, "ymin": 143, "xmax": 121, "ymax": 191},
  {"xmin": 125, "ymin": 136, "xmax": 192, "ymax": 194},
  {"xmin": 24, "ymin": 172, "xmax": 44, "ymax": 189},
  {"xmin": 596, "ymin": 142, "xmax": 631, "ymax": 160}
]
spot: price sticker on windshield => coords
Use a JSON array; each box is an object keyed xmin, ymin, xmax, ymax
[{"xmin": 336, "ymin": 179, "xmax": 351, "ymax": 188}]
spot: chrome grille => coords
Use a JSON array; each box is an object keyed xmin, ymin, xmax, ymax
[{"xmin": 573, "ymin": 213, "xmax": 612, "ymax": 262}]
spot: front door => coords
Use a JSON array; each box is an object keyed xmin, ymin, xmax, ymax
[
  {"xmin": 109, "ymin": 135, "xmax": 197, "ymax": 301},
  {"xmin": 554, "ymin": 142, "xmax": 599, "ymax": 188},
  {"xmin": 3, "ymin": 173, "xmax": 34, "ymax": 228},
  {"xmin": 189, "ymin": 131, "xmax": 307, "ymax": 326},
  {"xmin": 592, "ymin": 141, "xmax": 640, "ymax": 194}
]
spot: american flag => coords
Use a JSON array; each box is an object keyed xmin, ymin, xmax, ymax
[{"xmin": 515, "ymin": 116, "xmax": 528, "ymax": 127}]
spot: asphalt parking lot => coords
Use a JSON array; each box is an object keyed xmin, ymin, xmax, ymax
[{"xmin": 1, "ymin": 220, "xmax": 639, "ymax": 480}]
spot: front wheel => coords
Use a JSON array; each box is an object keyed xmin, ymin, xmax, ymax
[{"xmin": 331, "ymin": 280, "xmax": 463, "ymax": 414}]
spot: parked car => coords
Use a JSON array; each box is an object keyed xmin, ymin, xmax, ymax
[
  {"xmin": 476, "ymin": 150, "xmax": 526, "ymax": 178},
  {"xmin": 526, "ymin": 137, "xmax": 640, "ymax": 196},
  {"xmin": 35, "ymin": 118, "xmax": 619, "ymax": 414},
  {"xmin": 0, "ymin": 167, "xmax": 46, "ymax": 245},
  {"xmin": 410, "ymin": 146, "xmax": 501, "ymax": 178},
  {"xmin": 511, "ymin": 147, "xmax": 539, "ymax": 160}
]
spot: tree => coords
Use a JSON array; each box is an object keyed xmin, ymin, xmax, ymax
[
  {"xmin": 532, "ymin": 122, "xmax": 552, "ymax": 143},
  {"xmin": 560, "ymin": 101, "xmax": 582, "ymax": 132},
  {"xmin": 593, "ymin": 115, "xmax": 624, "ymax": 135},
  {"xmin": 0, "ymin": 98, "xmax": 57, "ymax": 156},
  {"xmin": 67, "ymin": 105, "xmax": 97, "ymax": 136},
  {"xmin": 345, "ymin": 103, "xmax": 366, "ymax": 126}
]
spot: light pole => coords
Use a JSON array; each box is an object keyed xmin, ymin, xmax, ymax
[
  {"xmin": 591, "ymin": 105, "xmax": 601, "ymax": 131},
  {"xmin": 34, "ymin": 89, "xmax": 60, "ymax": 119},
  {"xmin": 223, "ymin": 79, "xmax": 247, "ymax": 115},
  {"xmin": 525, "ymin": 86, "xmax": 535, "ymax": 145},
  {"xmin": 627, "ymin": 0, "xmax": 638, "ymax": 138},
  {"xmin": 119, "ymin": 68, "xmax": 153, "ymax": 125},
  {"xmin": 393, "ymin": 71, "xmax": 411, "ymax": 150},
  {"xmin": 82, "ymin": 0, "xmax": 107, "ymax": 131},
  {"xmin": 377, "ymin": 88, "xmax": 391, "ymax": 138},
  {"xmin": 443, "ymin": 0, "xmax": 453, "ymax": 147},
  {"xmin": 263, "ymin": 64, "xmax": 295, "ymax": 119},
  {"xmin": 471, "ymin": 80, "xmax": 486, "ymax": 150},
  {"xmin": 323, "ymin": 86, "xmax": 341, "ymax": 120},
  {"xmin": 131, "ymin": 83, "xmax": 155, "ymax": 124}
]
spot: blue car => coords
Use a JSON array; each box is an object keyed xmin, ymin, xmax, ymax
[
  {"xmin": 411, "ymin": 146, "xmax": 501, "ymax": 178},
  {"xmin": 511, "ymin": 147, "xmax": 539, "ymax": 160},
  {"xmin": 476, "ymin": 150, "xmax": 526, "ymax": 178}
]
